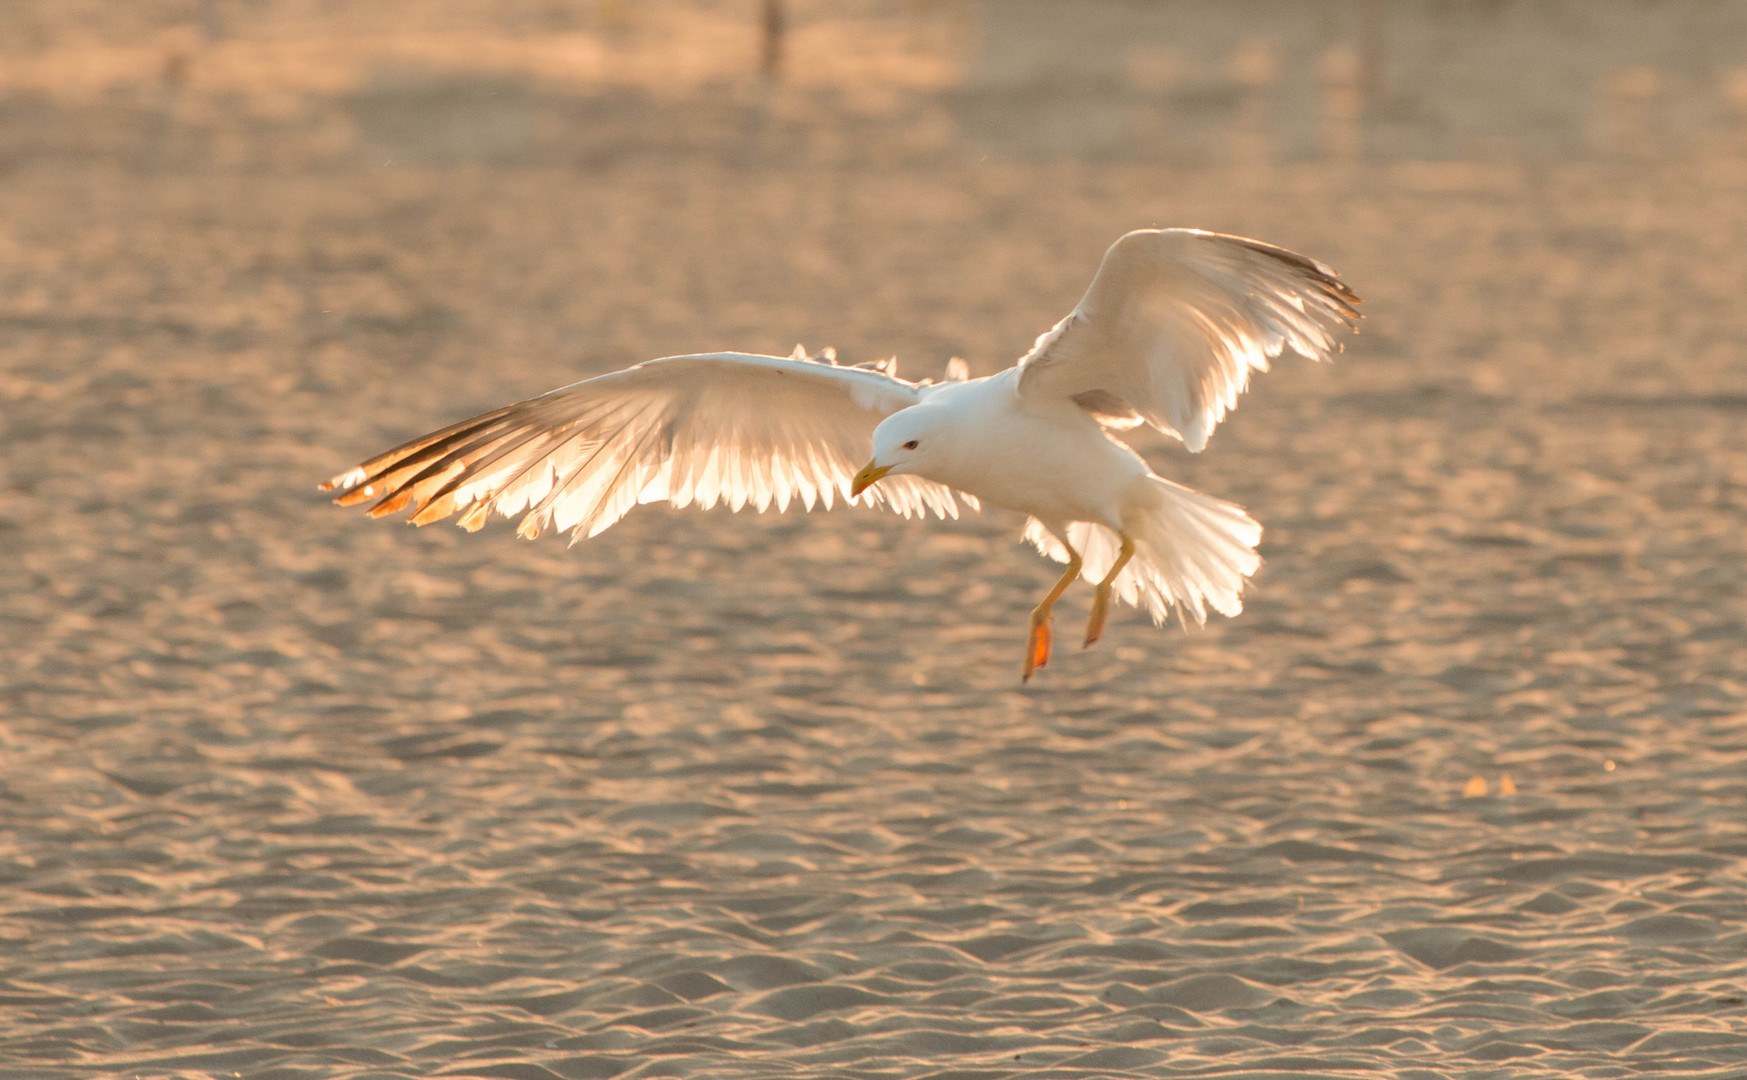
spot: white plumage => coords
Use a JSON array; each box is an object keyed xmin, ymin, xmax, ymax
[
  {"xmin": 324, "ymin": 229, "xmax": 1359, "ymax": 678},
  {"xmin": 325, "ymin": 351, "xmax": 971, "ymax": 540}
]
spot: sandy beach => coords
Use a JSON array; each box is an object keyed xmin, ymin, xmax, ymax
[{"xmin": 3, "ymin": 1, "xmax": 1746, "ymax": 1076}]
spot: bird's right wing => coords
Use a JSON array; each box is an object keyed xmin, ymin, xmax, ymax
[
  {"xmin": 1016, "ymin": 229, "xmax": 1360, "ymax": 451},
  {"xmin": 322, "ymin": 352, "xmax": 975, "ymax": 542}
]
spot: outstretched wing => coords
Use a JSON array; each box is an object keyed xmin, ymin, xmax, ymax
[
  {"xmin": 1016, "ymin": 229, "xmax": 1361, "ymax": 451},
  {"xmin": 322, "ymin": 351, "xmax": 975, "ymax": 542}
]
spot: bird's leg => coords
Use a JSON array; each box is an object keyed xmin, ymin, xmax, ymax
[
  {"xmin": 1023, "ymin": 546, "xmax": 1082, "ymax": 682},
  {"xmin": 1084, "ymin": 531, "xmax": 1136, "ymax": 648}
]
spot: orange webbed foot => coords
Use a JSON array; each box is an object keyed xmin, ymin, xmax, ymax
[{"xmin": 1022, "ymin": 614, "xmax": 1053, "ymax": 682}]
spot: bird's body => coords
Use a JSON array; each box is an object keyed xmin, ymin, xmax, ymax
[
  {"xmin": 898, "ymin": 369, "xmax": 1145, "ymax": 531},
  {"xmin": 324, "ymin": 229, "xmax": 1360, "ymax": 678}
]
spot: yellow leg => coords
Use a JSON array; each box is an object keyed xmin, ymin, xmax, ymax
[
  {"xmin": 1084, "ymin": 532, "xmax": 1136, "ymax": 648},
  {"xmin": 1023, "ymin": 546, "xmax": 1082, "ymax": 682}
]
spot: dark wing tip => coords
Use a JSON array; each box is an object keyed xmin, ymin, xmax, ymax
[
  {"xmin": 1245, "ymin": 238, "xmax": 1363, "ymax": 325},
  {"xmin": 1179, "ymin": 229, "xmax": 1362, "ymax": 321}
]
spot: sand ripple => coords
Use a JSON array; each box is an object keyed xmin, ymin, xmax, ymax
[{"xmin": 5, "ymin": 2, "xmax": 1747, "ymax": 1076}]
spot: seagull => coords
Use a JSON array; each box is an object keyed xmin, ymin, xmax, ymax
[{"xmin": 322, "ymin": 229, "xmax": 1359, "ymax": 680}]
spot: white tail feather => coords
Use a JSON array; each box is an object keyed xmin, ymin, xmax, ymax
[{"xmin": 1023, "ymin": 474, "xmax": 1261, "ymax": 626}]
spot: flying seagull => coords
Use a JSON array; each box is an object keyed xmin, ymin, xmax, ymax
[{"xmin": 323, "ymin": 229, "xmax": 1359, "ymax": 680}]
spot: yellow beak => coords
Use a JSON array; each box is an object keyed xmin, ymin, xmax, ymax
[{"xmin": 850, "ymin": 461, "xmax": 892, "ymax": 498}]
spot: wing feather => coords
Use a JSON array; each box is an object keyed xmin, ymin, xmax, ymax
[
  {"xmin": 1016, "ymin": 229, "xmax": 1360, "ymax": 451},
  {"xmin": 322, "ymin": 351, "xmax": 975, "ymax": 541}
]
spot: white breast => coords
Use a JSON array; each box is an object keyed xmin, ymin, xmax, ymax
[{"xmin": 923, "ymin": 370, "xmax": 1146, "ymax": 528}]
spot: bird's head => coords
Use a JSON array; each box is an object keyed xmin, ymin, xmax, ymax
[{"xmin": 852, "ymin": 407, "xmax": 949, "ymax": 498}]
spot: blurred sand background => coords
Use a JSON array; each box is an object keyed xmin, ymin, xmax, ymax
[{"xmin": 4, "ymin": 0, "xmax": 1747, "ymax": 1076}]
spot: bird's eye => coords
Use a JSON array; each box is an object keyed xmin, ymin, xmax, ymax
[{"xmin": 902, "ymin": 439, "xmax": 919, "ymax": 450}]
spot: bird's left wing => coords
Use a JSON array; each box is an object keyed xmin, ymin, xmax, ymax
[
  {"xmin": 322, "ymin": 351, "xmax": 974, "ymax": 542},
  {"xmin": 1016, "ymin": 229, "xmax": 1360, "ymax": 451}
]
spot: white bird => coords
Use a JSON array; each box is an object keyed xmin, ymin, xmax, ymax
[{"xmin": 322, "ymin": 229, "xmax": 1359, "ymax": 680}]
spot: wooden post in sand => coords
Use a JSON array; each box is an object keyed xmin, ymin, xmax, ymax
[{"xmin": 761, "ymin": 0, "xmax": 786, "ymax": 80}]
